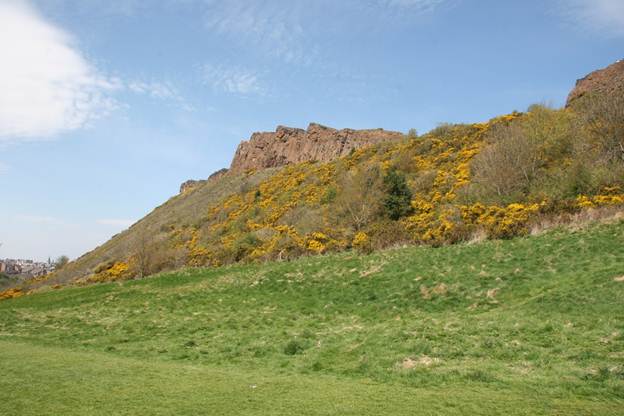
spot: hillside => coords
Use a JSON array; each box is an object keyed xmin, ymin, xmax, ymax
[
  {"xmin": 1, "ymin": 221, "xmax": 623, "ymax": 414},
  {"xmin": 3, "ymin": 60, "xmax": 623, "ymax": 297}
]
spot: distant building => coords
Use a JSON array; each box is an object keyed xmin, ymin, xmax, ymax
[{"xmin": 0, "ymin": 258, "xmax": 54, "ymax": 279}]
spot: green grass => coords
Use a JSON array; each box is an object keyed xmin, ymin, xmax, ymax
[{"xmin": 1, "ymin": 221, "xmax": 624, "ymax": 414}]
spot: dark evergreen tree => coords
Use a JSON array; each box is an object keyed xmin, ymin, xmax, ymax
[{"xmin": 383, "ymin": 169, "xmax": 413, "ymax": 220}]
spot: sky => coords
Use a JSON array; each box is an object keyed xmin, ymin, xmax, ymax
[{"xmin": 0, "ymin": 0, "xmax": 623, "ymax": 261}]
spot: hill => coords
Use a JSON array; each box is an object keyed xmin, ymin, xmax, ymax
[
  {"xmin": 1, "ymin": 221, "xmax": 623, "ymax": 414},
  {"xmin": 3, "ymin": 60, "xmax": 624, "ymax": 297}
]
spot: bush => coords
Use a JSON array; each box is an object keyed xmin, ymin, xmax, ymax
[
  {"xmin": 333, "ymin": 165, "xmax": 384, "ymax": 231},
  {"xmin": 383, "ymin": 169, "xmax": 413, "ymax": 220},
  {"xmin": 367, "ymin": 220, "xmax": 413, "ymax": 249},
  {"xmin": 283, "ymin": 339, "xmax": 306, "ymax": 355},
  {"xmin": 577, "ymin": 90, "xmax": 624, "ymax": 165},
  {"xmin": 232, "ymin": 233, "xmax": 261, "ymax": 262},
  {"xmin": 54, "ymin": 255, "xmax": 69, "ymax": 270},
  {"xmin": 468, "ymin": 107, "xmax": 576, "ymax": 204}
]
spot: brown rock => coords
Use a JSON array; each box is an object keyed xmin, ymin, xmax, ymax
[
  {"xmin": 208, "ymin": 168, "xmax": 229, "ymax": 181},
  {"xmin": 179, "ymin": 168, "xmax": 229, "ymax": 194},
  {"xmin": 179, "ymin": 179, "xmax": 205, "ymax": 194},
  {"xmin": 229, "ymin": 123, "xmax": 403, "ymax": 173},
  {"xmin": 566, "ymin": 59, "xmax": 624, "ymax": 107}
]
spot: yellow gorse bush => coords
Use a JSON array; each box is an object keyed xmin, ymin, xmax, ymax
[{"xmin": 99, "ymin": 109, "xmax": 621, "ymax": 272}]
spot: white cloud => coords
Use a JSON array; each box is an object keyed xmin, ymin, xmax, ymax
[
  {"xmin": 202, "ymin": 64, "xmax": 264, "ymax": 95},
  {"xmin": 559, "ymin": 0, "xmax": 624, "ymax": 37},
  {"xmin": 0, "ymin": 0, "xmax": 120, "ymax": 141},
  {"xmin": 96, "ymin": 218, "xmax": 134, "ymax": 228}
]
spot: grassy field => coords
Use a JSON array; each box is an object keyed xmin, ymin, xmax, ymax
[{"xmin": 1, "ymin": 221, "xmax": 623, "ymax": 414}]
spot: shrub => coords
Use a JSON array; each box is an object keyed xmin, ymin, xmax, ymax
[
  {"xmin": 352, "ymin": 231, "xmax": 372, "ymax": 253},
  {"xmin": 577, "ymin": 90, "xmax": 624, "ymax": 165},
  {"xmin": 333, "ymin": 165, "xmax": 384, "ymax": 231},
  {"xmin": 383, "ymin": 169, "xmax": 413, "ymax": 220},
  {"xmin": 54, "ymin": 255, "xmax": 69, "ymax": 270},
  {"xmin": 283, "ymin": 339, "xmax": 306, "ymax": 355},
  {"xmin": 468, "ymin": 107, "xmax": 576, "ymax": 204}
]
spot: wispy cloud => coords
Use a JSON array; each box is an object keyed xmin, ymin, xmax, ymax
[
  {"xmin": 0, "ymin": 1, "xmax": 120, "ymax": 141},
  {"xmin": 127, "ymin": 80, "xmax": 194, "ymax": 111},
  {"xmin": 380, "ymin": 0, "xmax": 447, "ymax": 11},
  {"xmin": 558, "ymin": 0, "xmax": 624, "ymax": 37},
  {"xmin": 96, "ymin": 218, "xmax": 134, "ymax": 228},
  {"xmin": 201, "ymin": 64, "xmax": 264, "ymax": 95},
  {"xmin": 200, "ymin": 0, "xmax": 448, "ymax": 66},
  {"xmin": 202, "ymin": 1, "xmax": 310, "ymax": 65}
]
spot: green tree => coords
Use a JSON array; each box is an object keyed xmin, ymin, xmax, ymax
[
  {"xmin": 383, "ymin": 169, "xmax": 413, "ymax": 220},
  {"xmin": 54, "ymin": 255, "xmax": 69, "ymax": 270}
]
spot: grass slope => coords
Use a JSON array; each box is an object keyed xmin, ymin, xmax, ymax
[{"xmin": 1, "ymin": 221, "xmax": 623, "ymax": 414}]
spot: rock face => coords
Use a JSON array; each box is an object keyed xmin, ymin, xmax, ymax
[
  {"xmin": 179, "ymin": 179, "xmax": 204, "ymax": 194},
  {"xmin": 179, "ymin": 168, "xmax": 229, "ymax": 194},
  {"xmin": 566, "ymin": 59, "xmax": 624, "ymax": 107},
  {"xmin": 180, "ymin": 123, "xmax": 402, "ymax": 193},
  {"xmin": 229, "ymin": 123, "xmax": 403, "ymax": 172}
]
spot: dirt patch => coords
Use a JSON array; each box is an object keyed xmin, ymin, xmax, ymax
[
  {"xmin": 421, "ymin": 283, "xmax": 450, "ymax": 299},
  {"xmin": 399, "ymin": 355, "xmax": 441, "ymax": 370},
  {"xmin": 486, "ymin": 288, "xmax": 499, "ymax": 299},
  {"xmin": 420, "ymin": 285, "xmax": 431, "ymax": 300},
  {"xmin": 613, "ymin": 275, "xmax": 624, "ymax": 282},
  {"xmin": 359, "ymin": 261, "xmax": 386, "ymax": 278},
  {"xmin": 432, "ymin": 283, "xmax": 448, "ymax": 296}
]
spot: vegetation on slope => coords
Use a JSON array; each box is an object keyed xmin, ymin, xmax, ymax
[
  {"xmin": 98, "ymin": 101, "xmax": 622, "ymax": 278},
  {"xmin": 2, "ymin": 85, "xmax": 622, "ymax": 296},
  {"xmin": 0, "ymin": 221, "xmax": 623, "ymax": 414}
]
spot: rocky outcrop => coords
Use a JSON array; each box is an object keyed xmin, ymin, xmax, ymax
[
  {"xmin": 179, "ymin": 179, "xmax": 205, "ymax": 194},
  {"xmin": 567, "ymin": 59, "xmax": 624, "ymax": 107},
  {"xmin": 208, "ymin": 168, "xmax": 229, "ymax": 181},
  {"xmin": 229, "ymin": 123, "xmax": 403, "ymax": 173},
  {"xmin": 179, "ymin": 168, "xmax": 229, "ymax": 194},
  {"xmin": 180, "ymin": 123, "xmax": 401, "ymax": 193}
]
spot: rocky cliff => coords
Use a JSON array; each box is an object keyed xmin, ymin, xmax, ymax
[
  {"xmin": 567, "ymin": 59, "xmax": 624, "ymax": 106},
  {"xmin": 229, "ymin": 123, "xmax": 403, "ymax": 173}
]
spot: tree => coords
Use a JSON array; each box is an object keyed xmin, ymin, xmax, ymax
[
  {"xmin": 54, "ymin": 255, "xmax": 69, "ymax": 270},
  {"xmin": 132, "ymin": 228, "xmax": 152, "ymax": 278},
  {"xmin": 382, "ymin": 169, "xmax": 413, "ymax": 220},
  {"xmin": 333, "ymin": 165, "xmax": 384, "ymax": 231},
  {"xmin": 579, "ymin": 90, "xmax": 624, "ymax": 164}
]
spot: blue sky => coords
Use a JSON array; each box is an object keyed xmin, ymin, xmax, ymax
[{"xmin": 0, "ymin": 0, "xmax": 623, "ymax": 261}]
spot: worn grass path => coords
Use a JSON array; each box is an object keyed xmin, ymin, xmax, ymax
[{"xmin": 1, "ymin": 340, "xmax": 621, "ymax": 416}]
